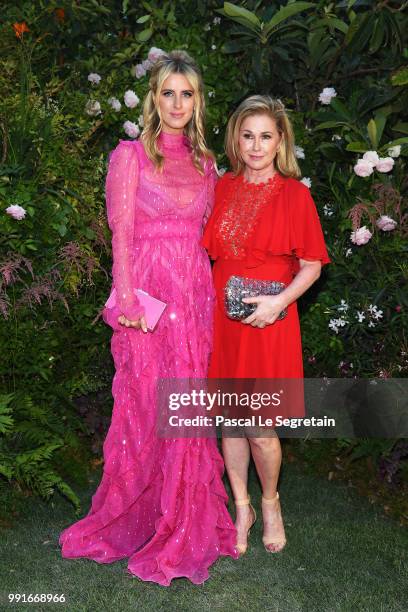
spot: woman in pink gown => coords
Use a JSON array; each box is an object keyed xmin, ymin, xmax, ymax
[{"xmin": 59, "ymin": 50, "xmax": 238, "ymax": 586}]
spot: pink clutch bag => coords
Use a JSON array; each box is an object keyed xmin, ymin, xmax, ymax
[{"xmin": 104, "ymin": 288, "xmax": 167, "ymax": 331}]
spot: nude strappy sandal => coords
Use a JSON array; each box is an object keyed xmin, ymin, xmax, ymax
[
  {"xmin": 234, "ymin": 496, "xmax": 257, "ymax": 555},
  {"xmin": 261, "ymin": 492, "xmax": 287, "ymax": 553}
]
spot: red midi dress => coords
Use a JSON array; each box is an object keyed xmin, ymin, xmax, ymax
[{"xmin": 201, "ymin": 172, "xmax": 330, "ymax": 419}]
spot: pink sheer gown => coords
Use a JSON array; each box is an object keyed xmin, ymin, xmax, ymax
[{"xmin": 58, "ymin": 131, "xmax": 238, "ymax": 586}]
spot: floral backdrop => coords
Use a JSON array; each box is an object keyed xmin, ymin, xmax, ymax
[{"xmin": 0, "ymin": 1, "xmax": 407, "ymax": 513}]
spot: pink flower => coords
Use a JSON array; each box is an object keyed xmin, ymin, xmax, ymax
[
  {"xmin": 124, "ymin": 90, "xmax": 140, "ymax": 108},
  {"xmin": 354, "ymin": 159, "xmax": 374, "ymax": 177},
  {"xmin": 376, "ymin": 157, "xmax": 394, "ymax": 173},
  {"xmin": 350, "ymin": 226, "xmax": 372, "ymax": 245},
  {"xmin": 376, "ymin": 215, "xmax": 397, "ymax": 231},
  {"xmin": 147, "ymin": 47, "xmax": 166, "ymax": 63},
  {"xmin": 362, "ymin": 151, "xmax": 379, "ymax": 165},
  {"xmin": 142, "ymin": 59, "xmax": 153, "ymax": 71},
  {"xmin": 5, "ymin": 204, "xmax": 26, "ymax": 220},
  {"xmin": 108, "ymin": 97, "xmax": 121, "ymax": 112},
  {"xmin": 123, "ymin": 121, "xmax": 140, "ymax": 138},
  {"xmin": 132, "ymin": 63, "xmax": 146, "ymax": 79}
]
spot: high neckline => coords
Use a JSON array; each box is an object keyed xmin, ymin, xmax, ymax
[{"xmin": 158, "ymin": 131, "xmax": 190, "ymax": 150}]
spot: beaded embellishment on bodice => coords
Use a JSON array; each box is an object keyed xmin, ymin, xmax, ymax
[{"xmin": 215, "ymin": 173, "xmax": 285, "ymax": 259}]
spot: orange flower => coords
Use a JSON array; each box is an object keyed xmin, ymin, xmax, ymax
[
  {"xmin": 13, "ymin": 22, "xmax": 30, "ymax": 39},
  {"xmin": 55, "ymin": 8, "xmax": 65, "ymax": 23}
]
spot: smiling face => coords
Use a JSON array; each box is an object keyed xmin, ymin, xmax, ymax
[
  {"xmin": 238, "ymin": 113, "xmax": 282, "ymax": 173},
  {"xmin": 157, "ymin": 72, "xmax": 195, "ymax": 134}
]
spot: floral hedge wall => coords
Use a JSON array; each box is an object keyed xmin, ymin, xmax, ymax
[{"xmin": 0, "ymin": 1, "xmax": 407, "ymax": 507}]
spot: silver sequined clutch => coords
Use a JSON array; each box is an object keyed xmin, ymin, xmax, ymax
[{"xmin": 224, "ymin": 275, "xmax": 287, "ymax": 321}]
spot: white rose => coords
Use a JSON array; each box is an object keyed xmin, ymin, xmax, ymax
[
  {"xmin": 318, "ymin": 87, "xmax": 337, "ymax": 105},
  {"xmin": 85, "ymin": 100, "xmax": 102, "ymax": 116},
  {"xmin": 362, "ymin": 150, "xmax": 379, "ymax": 165},
  {"xmin": 300, "ymin": 177, "xmax": 311, "ymax": 188},
  {"xmin": 88, "ymin": 72, "xmax": 101, "ymax": 85},
  {"xmin": 295, "ymin": 146, "xmax": 305, "ymax": 159},
  {"xmin": 388, "ymin": 145, "xmax": 401, "ymax": 158}
]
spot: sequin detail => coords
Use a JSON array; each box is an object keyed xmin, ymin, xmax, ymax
[
  {"xmin": 59, "ymin": 131, "xmax": 239, "ymax": 587},
  {"xmin": 216, "ymin": 173, "xmax": 285, "ymax": 259}
]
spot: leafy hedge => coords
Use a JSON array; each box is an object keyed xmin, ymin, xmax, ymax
[{"xmin": 0, "ymin": 1, "xmax": 407, "ymax": 509}]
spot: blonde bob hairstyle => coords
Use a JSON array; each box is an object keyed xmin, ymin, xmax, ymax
[
  {"xmin": 225, "ymin": 95, "xmax": 301, "ymax": 179},
  {"xmin": 140, "ymin": 49, "xmax": 214, "ymax": 174}
]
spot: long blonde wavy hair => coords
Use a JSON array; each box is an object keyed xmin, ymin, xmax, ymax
[
  {"xmin": 225, "ymin": 95, "xmax": 301, "ymax": 178},
  {"xmin": 140, "ymin": 50, "xmax": 214, "ymax": 174}
]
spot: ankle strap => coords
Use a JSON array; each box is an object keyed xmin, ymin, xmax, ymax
[
  {"xmin": 262, "ymin": 492, "xmax": 279, "ymax": 504},
  {"xmin": 235, "ymin": 496, "xmax": 251, "ymax": 506}
]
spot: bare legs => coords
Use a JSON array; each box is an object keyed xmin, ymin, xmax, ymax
[
  {"xmin": 223, "ymin": 434, "xmax": 286, "ymax": 553},
  {"xmin": 221, "ymin": 437, "xmax": 255, "ymax": 552}
]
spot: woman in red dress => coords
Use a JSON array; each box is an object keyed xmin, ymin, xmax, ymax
[{"xmin": 202, "ymin": 96, "xmax": 330, "ymax": 556}]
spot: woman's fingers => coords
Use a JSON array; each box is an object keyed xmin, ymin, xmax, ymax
[
  {"xmin": 139, "ymin": 316, "xmax": 148, "ymax": 333},
  {"xmin": 118, "ymin": 314, "xmax": 148, "ymax": 332}
]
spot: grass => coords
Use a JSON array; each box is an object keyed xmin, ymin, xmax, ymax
[{"xmin": 1, "ymin": 462, "xmax": 407, "ymax": 612}]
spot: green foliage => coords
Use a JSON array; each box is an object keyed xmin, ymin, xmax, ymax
[
  {"xmin": 0, "ymin": 0, "xmax": 407, "ymax": 506},
  {"xmin": 0, "ymin": 392, "xmax": 87, "ymax": 510}
]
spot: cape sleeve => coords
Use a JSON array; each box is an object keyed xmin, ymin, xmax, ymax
[
  {"xmin": 201, "ymin": 173, "xmax": 231, "ymax": 259},
  {"xmin": 104, "ymin": 140, "xmax": 145, "ymax": 324},
  {"xmin": 245, "ymin": 178, "xmax": 331, "ymax": 269},
  {"xmin": 289, "ymin": 183, "xmax": 331, "ymax": 266}
]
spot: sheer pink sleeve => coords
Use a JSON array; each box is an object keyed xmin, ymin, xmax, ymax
[
  {"xmin": 203, "ymin": 158, "xmax": 218, "ymax": 228},
  {"xmin": 105, "ymin": 140, "xmax": 144, "ymax": 321}
]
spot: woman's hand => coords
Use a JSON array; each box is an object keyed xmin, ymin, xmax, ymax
[
  {"xmin": 241, "ymin": 295, "xmax": 287, "ymax": 328},
  {"xmin": 240, "ymin": 260, "xmax": 322, "ymax": 329},
  {"xmin": 118, "ymin": 314, "xmax": 148, "ymax": 333}
]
